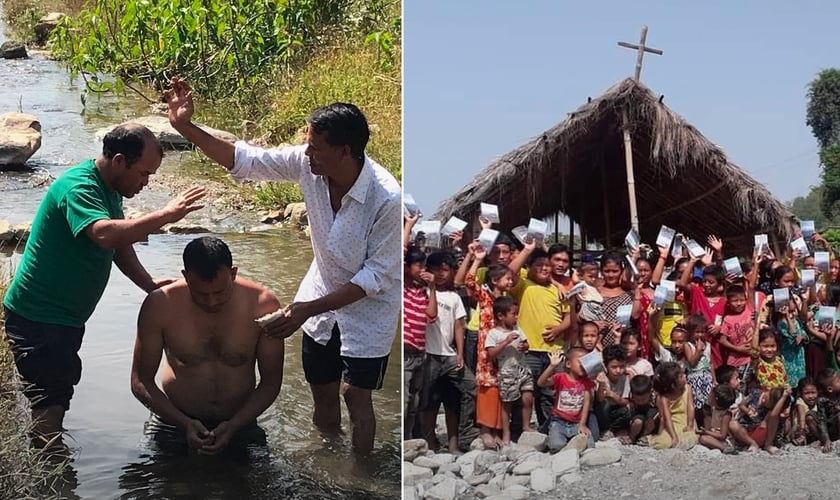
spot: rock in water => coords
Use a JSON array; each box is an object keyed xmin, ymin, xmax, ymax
[
  {"xmin": 94, "ymin": 116, "xmax": 238, "ymax": 150},
  {"xmin": 0, "ymin": 113, "xmax": 41, "ymax": 168},
  {"xmin": 1, "ymin": 41, "xmax": 27, "ymax": 59},
  {"xmin": 34, "ymin": 13, "xmax": 66, "ymax": 45}
]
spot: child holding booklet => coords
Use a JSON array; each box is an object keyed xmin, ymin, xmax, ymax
[
  {"xmin": 677, "ymin": 256, "xmax": 727, "ymax": 369},
  {"xmin": 485, "ymin": 297, "xmax": 534, "ymax": 445},
  {"xmin": 718, "ymin": 284, "xmax": 755, "ymax": 384},
  {"xmin": 766, "ymin": 266, "xmax": 808, "ymax": 387},
  {"xmin": 538, "ymin": 349, "xmax": 596, "ymax": 453}
]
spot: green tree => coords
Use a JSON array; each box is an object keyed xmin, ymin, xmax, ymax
[
  {"xmin": 806, "ymin": 69, "xmax": 840, "ymax": 218},
  {"xmin": 788, "ymin": 185, "xmax": 831, "ymax": 228}
]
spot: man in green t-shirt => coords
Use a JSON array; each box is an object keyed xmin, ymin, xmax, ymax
[{"xmin": 2, "ymin": 123, "xmax": 207, "ymax": 447}]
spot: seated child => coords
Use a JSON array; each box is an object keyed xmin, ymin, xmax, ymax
[
  {"xmin": 621, "ymin": 328, "xmax": 654, "ymax": 378},
  {"xmin": 538, "ymin": 348, "xmax": 595, "ymax": 453},
  {"xmin": 698, "ymin": 384, "xmax": 738, "ymax": 454},
  {"xmin": 485, "ymin": 297, "xmax": 534, "ymax": 445},
  {"xmin": 647, "ymin": 362, "xmax": 698, "ymax": 450},
  {"xmin": 623, "ymin": 374, "xmax": 658, "ymax": 444},
  {"xmin": 594, "ymin": 345, "xmax": 631, "ymax": 434},
  {"xmin": 732, "ymin": 387, "xmax": 790, "ymax": 454},
  {"xmin": 815, "ymin": 368, "xmax": 840, "ymax": 452},
  {"xmin": 714, "ymin": 365, "xmax": 744, "ymax": 418},
  {"xmin": 791, "ymin": 376, "xmax": 822, "ymax": 449}
]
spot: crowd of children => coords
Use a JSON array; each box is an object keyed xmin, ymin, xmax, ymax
[{"xmin": 403, "ymin": 211, "xmax": 840, "ymax": 457}]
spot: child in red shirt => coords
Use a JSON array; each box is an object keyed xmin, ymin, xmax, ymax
[{"xmin": 537, "ymin": 348, "xmax": 596, "ymax": 453}]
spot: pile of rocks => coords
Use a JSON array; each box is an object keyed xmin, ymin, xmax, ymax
[{"xmin": 403, "ymin": 432, "xmax": 623, "ymax": 500}]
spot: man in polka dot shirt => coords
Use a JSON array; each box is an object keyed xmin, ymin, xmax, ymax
[{"xmin": 167, "ymin": 77, "xmax": 401, "ymax": 456}]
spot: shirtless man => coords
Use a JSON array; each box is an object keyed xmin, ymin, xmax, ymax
[{"xmin": 130, "ymin": 236, "xmax": 284, "ymax": 454}]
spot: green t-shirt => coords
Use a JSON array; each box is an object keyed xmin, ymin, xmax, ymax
[{"xmin": 4, "ymin": 160, "xmax": 123, "ymax": 327}]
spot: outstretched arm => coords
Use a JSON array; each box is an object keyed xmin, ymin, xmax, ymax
[{"xmin": 167, "ymin": 77, "xmax": 236, "ymax": 169}]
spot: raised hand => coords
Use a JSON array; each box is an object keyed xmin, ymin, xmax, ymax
[
  {"xmin": 707, "ymin": 235, "xmax": 723, "ymax": 254},
  {"xmin": 166, "ymin": 77, "xmax": 195, "ymax": 126},
  {"xmin": 478, "ymin": 216, "xmax": 493, "ymax": 230},
  {"xmin": 163, "ymin": 186, "xmax": 208, "ymax": 223},
  {"xmin": 701, "ymin": 247, "xmax": 713, "ymax": 266}
]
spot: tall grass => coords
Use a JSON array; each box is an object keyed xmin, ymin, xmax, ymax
[{"xmin": 0, "ymin": 266, "xmax": 63, "ymax": 499}]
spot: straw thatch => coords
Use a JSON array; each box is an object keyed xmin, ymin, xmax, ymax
[{"xmin": 435, "ymin": 78, "xmax": 796, "ymax": 257}]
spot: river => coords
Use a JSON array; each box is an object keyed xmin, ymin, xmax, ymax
[{"xmin": 0, "ymin": 12, "xmax": 401, "ymax": 500}]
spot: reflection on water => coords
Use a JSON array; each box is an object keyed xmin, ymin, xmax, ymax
[{"xmin": 0, "ymin": 21, "xmax": 401, "ymax": 498}]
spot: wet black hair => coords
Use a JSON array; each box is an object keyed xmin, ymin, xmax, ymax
[
  {"xmin": 183, "ymin": 236, "xmax": 233, "ymax": 281},
  {"xmin": 307, "ymin": 102, "xmax": 369, "ymax": 164},
  {"xmin": 102, "ymin": 124, "xmax": 163, "ymax": 165}
]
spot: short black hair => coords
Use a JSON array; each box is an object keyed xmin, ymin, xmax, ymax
[
  {"xmin": 816, "ymin": 368, "xmax": 837, "ymax": 395},
  {"xmin": 486, "ymin": 263, "xmax": 511, "ymax": 284},
  {"xmin": 725, "ymin": 284, "xmax": 746, "ymax": 300},
  {"xmin": 547, "ymin": 243, "xmax": 570, "ymax": 259},
  {"xmin": 603, "ymin": 344, "xmax": 627, "ymax": 364},
  {"xmin": 426, "ymin": 251, "xmax": 456, "ymax": 270},
  {"xmin": 102, "ymin": 124, "xmax": 162, "ymax": 165},
  {"xmin": 183, "ymin": 236, "xmax": 233, "ymax": 281},
  {"xmin": 405, "ymin": 246, "xmax": 426, "ymax": 266},
  {"xmin": 630, "ymin": 374, "xmax": 652, "ymax": 395},
  {"xmin": 580, "ymin": 321, "xmax": 599, "ymax": 333},
  {"xmin": 308, "ymin": 103, "xmax": 369, "ymax": 164},
  {"xmin": 493, "ymin": 296, "xmax": 518, "ymax": 318}
]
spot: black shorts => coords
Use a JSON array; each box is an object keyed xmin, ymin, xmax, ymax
[
  {"xmin": 3, "ymin": 307, "xmax": 85, "ymax": 411},
  {"xmin": 301, "ymin": 324, "xmax": 389, "ymax": 390}
]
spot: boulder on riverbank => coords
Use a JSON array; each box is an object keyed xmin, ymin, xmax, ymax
[
  {"xmin": 1, "ymin": 41, "xmax": 27, "ymax": 59},
  {"xmin": 95, "ymin": 116, "xmax": 238, "ymax": 150},
  {"xmin": 0, "ymin": 113, "xmax": 42, "ymax": 169},
  {"xmin": 34, "ymin": 13, "xmax": 66, "ymax": 45},
  {"xmin": 0, "ymin": 221, "xmax": 31, "ymax": 247},
  {"xmin": 284, "ymin": 202, "xmax": 308, "ymax": 226}
]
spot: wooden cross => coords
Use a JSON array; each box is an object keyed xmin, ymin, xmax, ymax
[{"xmin": 617, "ymin": 26, "xmax": 663, "ymax": 81}]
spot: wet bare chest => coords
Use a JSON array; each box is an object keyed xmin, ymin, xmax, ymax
[{"xmin": 164, "ymin": 316, "xmax": 259, "ymax": 368}]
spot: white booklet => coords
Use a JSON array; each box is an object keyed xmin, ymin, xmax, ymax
[
  {"xmin": 685, "ymin": 239, "xmax": 706, "ymax": 259},
  {"xmin": 671, "ymin": 234, "xmax": 684, "ymax": 258},
  {"xmin": 661, "ymin": 279, "xmax": 677, "ymax": 302},
  {"xmin": 816, "ymin": 251, "xmax": 830, "ymax": 273},
  {"xmin": 477, "ymin": 228, "xmax": 500, "ymax": 252},
  {"xmin": 754, "ymin": 234, "xmax": 768, "ymax": 254},
  {"xmin": 773, "ymin": 288, "xmax": 790, "ymax": 310},
  {"xmin": 723, "ymin": 257, "xmax": 743, "ymax": 277},
  {"xmin": 818, "ymin": 306, "xmax": 836, "ymax": 331},
  {"xmin": 414, "ymin": 220, "xmax": 441, "ymax": 248},
  {"xmin": 790, "ymin": 237, "xmax": 810, "ymax": 257},
  {"xmin": 625, "ymin": 228, "xmax": 640, "ymax": 250},
  {"xmin": 403, "ymin": 193, "xmax": 421, "ymax": 217},
  {"xmin": 511, "ymin": 225, "xmax": 529, "ymax": 245},
  {"xmin": 616, "ymin": 304, "xmax": 633, "ymax": 326},
  {"xmin": 441, "ymin": 216, "xmax": 467, "ymax": 236},
  {"xmin": 626, "ymin": 254, "xmax": 639, "ymax": 278},
  {"xmin": 480, "ymin": 203, "xmax": 500, "ymax": 224},
  {"xmin": 653, "ymin": 285, "xmax": 668, "ymax": 308},
  {"xmin": 527, "ymin": 218, "xmax": 548, "ymax": 244},
  {"xmin": 801, "ymin": 269, "xmax": 816, "ymax": 288},
  {"xmin": 800, "ymin": 220, "xmax": 815, "ymax": 239},
  {"xmin": 656, "ymin": 225, "xmax": 676, "ymax": 249},
  {"xmin": 566, "ymin": 281, "xmax": 587, "ymax": 299}
]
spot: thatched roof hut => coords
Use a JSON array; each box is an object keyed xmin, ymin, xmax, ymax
[{"xmin": 435, "ymin": 78, "xmax": 796, "ymax": 257}]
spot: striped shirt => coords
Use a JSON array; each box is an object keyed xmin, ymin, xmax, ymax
[{"xmin": 404, "ymin": 285, "xmax": 429, "ymax": 351}]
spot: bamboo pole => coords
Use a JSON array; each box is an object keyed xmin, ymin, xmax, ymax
[{"xmin": 622, "ymin": 110, "xmax": 640, "ymax": 233}]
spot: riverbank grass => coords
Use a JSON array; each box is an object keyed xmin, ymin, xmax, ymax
[{"xmin": 0, "ymin": 273, "xmax": 63, "ymax": 499}]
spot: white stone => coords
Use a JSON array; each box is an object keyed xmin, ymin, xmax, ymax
[
  {"xmin": 561, "ymin": 472, "xmax": 583, "ymax": 485},
  {"xmin": 459, "ymin": 462, "xmax": 475, "ymax": 478},
  {"xmin": 503, "ymin": 474, "xmax": 531, "ymax": 488},
  {"xmin": 641, "ymin": 471, "xmax": 655, "ymax": 481},
  {"xmin": 500, "ymin": 484, "xmax": 532, "ymax": 500},
  {"xmin": 511, "ymin": 459, "xmax": 541, "ymax": 475},
  {"xmin": 473, "ymin": 450, "xmax": 503, "ymax": 474},
  {"xmin": 404, "ymin": 438, "xmax": 429, "ymax": 453},
  {"xmin": 0, "ymin": 113, "xmax": 41, "ymax": 167},
  {"xmin": 425, "ymin": 477, "xmax": 458, "ymax": 500},
  {"xmin": 438, "ymin": 463, "xmax": 461, "ymax": 475},
  {"xmin": 456, "ymin": 449, "xmax": 482, "ymax": 466},
  {"xmin": 465, "ymin": 472, "xmax": 492, "ymax": 486},
  {"xmin": 414, "ymin": 453, "xmax": 456, "ymax": 470},
  {"xmin": 530, "ymin": 468, "xmax": 555, "ymax": 493},
  {"xmin": 470, "ymin": 437, "xmax": 486, "ymax": 450},
  {"xmin": 595, "ymin": 437, "xmax": 623, "ymax": 449},
  {"xmin": 404, "ymin": 450, "xmax": 420, "ymax": 462},
  {"xmin": 565, "ymin": 433, "xmax": 590, "ymax": 454},
  {"xmin": 487, "ymin": 461, "xmax": 513, "ymax": 476},
  {"xmin": 403, "ymin": 462, "xmax": 433, "ymax": 486},
  {"xmin": 580, "ymin": 447, "xmax": 622, "ymax": 467},
  {"xmin": 551, "ymin": 448, "xmax": 580, "ymax": 476},
  {"xmin": 474, "ymin": 484, "xmax": 502, "ymax": 498},
  {"xmin": 283, "ymin": 202, "xmax": 308, "ymax": 225},
  {"xmin": 94, "ymin": 116, "xmax": 238, "ymax": 149},
  {"xmin": 516, "ymin": 431, "xmax": 548, "ymax": 451}
]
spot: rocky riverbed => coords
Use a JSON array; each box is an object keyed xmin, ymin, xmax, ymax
[{"xmin": 404, "ymin": 429, "xmax": 840, "ymax": 500}]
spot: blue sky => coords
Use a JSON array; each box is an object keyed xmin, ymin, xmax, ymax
[{"xmin": 403, "ymin": 0, "xmax": 838, "ymax": 216}]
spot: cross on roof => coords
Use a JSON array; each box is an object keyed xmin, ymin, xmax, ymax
[{"xmin": 618, "ymin": 26, "xmax": 663, "ymax": 81}]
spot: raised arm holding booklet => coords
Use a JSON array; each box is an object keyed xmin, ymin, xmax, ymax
[
  {"xmin": 403, "ymin": 193, "xmax": 421, "ymax": 217},
  {"xmin": 477, "ymin": 228, "xmax": 500, "ymax": 252},
  {"xmin": 527, "ymin": 218, "xmax": 548, "ymax": 245},
  {"xmin": 723, "ymin": 257, "xmax": 743, "ymax": 277},
  {"xmin": 686, "ymin": 239, "xmax": 706, "ymax": 259},
  {"xmin": 441, "ymin": 216, "xmax": 467, "ymax": 236},
  {"xmin": 818, "ymin": 306, "xmax": 836, "ymax": 331},
  {"xmin": 815, "ymin": 251, "xmax": 830, "ymax": 273},
  {"xmin": 801, "ymin": 269, "xmax": 816, "ymax": 288},
  {"xmin": 656, "ymin": 225, "xmax": 676, "ymax": 249},
  {"xmin": 625, "ymin": 228, "xmax": 640, "ymax": 250},
  {"xmin": 754, "ymin": 234, "xmax": 769, "ymax": 254},
  {"xmin": 800, "ymin": 220, "xmax": 815, "ymax": 239},
  {"xmin": 790, "ymin": 237, "xmax": 810, "ymax": 258},
  {"xmin": 414, "ymin": 220, "xmax": 442, "ymax": 248},
  {"xmin": 773, "ymin": 288, "xmax": 790, "ymax": 310}
]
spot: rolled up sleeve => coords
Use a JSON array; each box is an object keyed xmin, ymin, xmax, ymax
[
  {"xmin": 231, "ymin": 141, "xmax": 307, "ymax": 183},
  {"xmin": 349, "ymin": 193, "xmax": 401, "ymax": 296}
]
